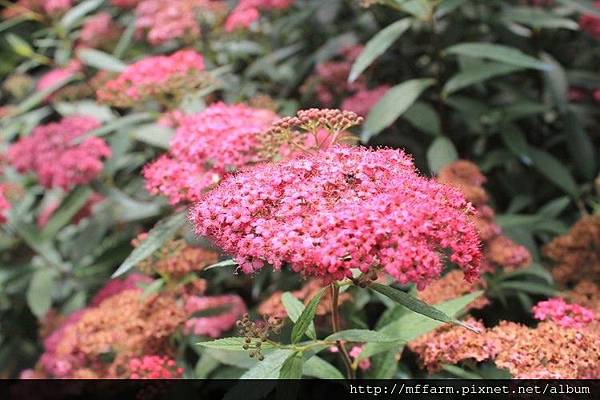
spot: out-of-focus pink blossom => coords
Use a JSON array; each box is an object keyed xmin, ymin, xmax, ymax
[
  {"xmin": 7, "ymin": 116, "xmax": 110, "ymax": 190},
  {"xmin": 349, "ymin": 346, "xmax": 371, "ymax": 371},
  {"xmin": 533, "ymin": 298, "xmax": 596, "ymax": 329},
  {"xmin": 78, "ymin": 12, "xmax": 120, "ymax": 49},
  {"xmin": 192, "ymin": 145, "xmax": 482, "ymax": 287},
  {"xmin": 341, "ymin": 85, "xmax": 389, "ymax": 117},
  {"xmin": 135, "ymin": 0, "xmax": 226, "ymax": 45},
  {"xmin": 37, "ymin": 193, "xmax": 105, "ymax": 228},
  {"xmin": 580, "ymin": 1, "xmax": 600, "ymax": 38},
  {"xmin": 111, "ymin": 0, "xmax": 142, "ymax": 8},
  {"xmin": 36, "ymin": 60, "xmax": 81, "ymax": 93},
  {"xmin": 143, "ymin": 102, "xmax": 278, "ymax": 204},
  {"xmin": 184, "ymin": 294, "xmax": 247, "ymax": 337},
  {"xmin": 225, "ymin": 0, "xmax": 294, "ymax": 31},
  {"xmin": 128, "ymin": 355, "xmax": 183, "ymax": 379},
  {"xmin": 96, "ymin": 49, "xmax": 205, "ymax": 107}
]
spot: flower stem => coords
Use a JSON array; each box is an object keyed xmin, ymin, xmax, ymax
[{"xmin": 330, "ymin": 283, "xmax": 355, "ymax": 379}]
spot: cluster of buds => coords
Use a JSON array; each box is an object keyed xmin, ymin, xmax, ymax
[
  {"xmin": 259, "ymin": 108, "xmax": 362, "ymax": 159},
  {"xmin": 236, "ymin": 314, "xmax": 283, "ymax": 361}
]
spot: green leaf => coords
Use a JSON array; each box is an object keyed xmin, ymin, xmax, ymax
[
  {"xmin": 60, "ymin": 0, "xmax": 104, "ymax": 30},
  {"xmin": 503, "ymin": 7, "xmax": 579, "ymax": 30},
  {"xmin": 542, "ymin": 53, "xmax": 568, "ymax": 114},
  {"xmin": 78, "ymin": 48, "xmax": 127, "ymax": 72},
  {"xmin": 6, "ymin": 33, "xmax": 34, "ymax": 58},
  {"xmin": 82, "ymin": 112, "xmax": 155, "ymax": 139},
  {"xmin": 527, "ymin": 147, "xmax": 578, "ymax": 197},
  {"xmin": 112, "ymin": 212, "xmax": 187, "ymax": 278},
  {"xmin": 113, "ymin": 16, "xmax": 137, "ymax": 58},
  {"xmin": 445, "ymin": 43, "xmax": 551, "ymax": 71},
  {"xmin": 291, "ymin": 288, "xmax": 325, "ymax": 343},
  {"xmin": 348, "ymin": 18, "xmax": 411, "ymax": 83},
  {"xmin": 501, "ymin": 124, "xmax": 531, "ymax": 163},
  {"xmin": 27, "ymin": 269, "xmax": 57, "ymax": 318},
  {"xmin": 279, "ymin": 352, "xmax": 304, "ymax": 379},
  {"xmin": 325, "ymin": 329, "xmax": 397, "ymax": 343},
  {"xmin": 130, "ymin": 123, "xmax": 174, "ymax": 149},
  {"xmin": 564, "ymin": 111, "xmax": 596, "ymax": 181},
  {"xmin": 363, "ymin": 78, "xmax": 435, "ymax": 141},
  {"xmin": 141, "ymin": 278, "xmax": 165, "ymax": 299},
  {"xmin": 443, "ymin": 62, "xmax": 523, "ymax": 95},
  {"xmin": 54, "ymin": 100, "xmax": 115, "ymax": 122},
  {"xmin": 41, "ymin": 186, "xmax": 93, "ymax": 240},
  {"xmin": 498, "ymin": 281, "xmax": 557, "ymax": 296},
  {"xmin": 240, "ymin": 349, "xmax": 294, "ymax": 379},
  {"xmin": 198, "ymin": 337, "xmax": 276, "ymax": 352},
  {"xmin": 281, "ymin": 292, "xmax": 316, "ymax": 340},
  {"xmin": 204, "ymin": 259, "xmax": 238, "ymax": 271},
  {"xmin": 369, "ymin": 283, "xmax": 480, "ymax": 331},
  {"xmin": 303, "ymin": 356, "xmax": 344, "ymax": 379},
  {"xmin": 435, "ymin": 0, "xmax": 468, "ymax": 18},
  {"xmin": 427, "ymin": 136, "xmax": 458, "ymax": 173},
  {"xmin": 403, "ymin": 102, "xmax": 441, "ymax": 136},
  {"xmin": 8, "ymin": 75, "xmax": 75, "ymax": 117}
]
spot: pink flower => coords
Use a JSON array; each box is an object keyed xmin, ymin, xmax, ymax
[
  {"xmin": 111, "ymin": 0, "xmax": 142, "ymax": 8},
  {"xmin": 225, "ymin": 0, "xmax": 295, "ymax": 31},
  {"xmin": 128, "ymin": 355, "xmax": 183, "ymax": 379},
  {"xmin": 7, "ymin": 116, "xmax": 110, "ymax": 190},
  {"xmin": 36, "ymin": 60, "xmax": 81, "ymax": 93},
  {"xmin": 191, "ymin": 145, "xmax": 482, "ymax": 287},
  {"xmin": 44, "ymin": 0, "xmax": 72, "ymax": 14},
  {"xmin": 579, "ymin": 1, "xmax": 600, "ymax": 38},
  {"xmin": 143, "ymin": 102, "xmax": 278, "ymax": 204},
  {"xmin": 96, "ymin": 49, "xmax": 206, "ymax": 107},
  {"xmin": 0, "ymin": 185, "xmax": 10, "ymax": 224},
  {"xmin": 341, "ymin": 85, "xmax": 390, "ymax": 117},
  {"xmin": 532, "ymin": 298, "xmax": 595, "ymax": 329},
  {"xmin": 184, "ymin": 294, "xmax": 247, "ymax": 337},
  {"xmin": 78, "ymin": 12, "xmax": 120, "ymax": 49},
  {"xmin": 349, "ymin": 346, "xmax": 371, "ymax": 371},
  {"xmin": 135, "ymin": 0, "xmax": 226, "ymax": 45}
]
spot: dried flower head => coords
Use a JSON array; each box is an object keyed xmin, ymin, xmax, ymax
[
  {"xmin": 3, "ymin": 73, "xmax": 33, "ymax": 99},
  {"xmin": 236, "ymin": 313, "xmax": 284, "ymax": 360},
  {"xmin": 417, "ymin": 270, "xmax": 488, "ymax": 310},
  {"xmin": 192, "ymin": 145, "xmax": 481, "ymax": 287},
  {"xmin": 543, "ymin": 215, "xmax": 600, "ymax": 286},
  {"xmin": 143, "ymin": 102, "xmax": 278, "ymax": 204},
  {"xmin": 7, "ymin": 116, "xmax": 110, "ymax": 189},
  {"xmin": 97, "ymin": 50, "xmax": 209, "ymax": 108},
  {"xmin": 532, "ymin": 297, "xmax": 595, "ymax": 329}
]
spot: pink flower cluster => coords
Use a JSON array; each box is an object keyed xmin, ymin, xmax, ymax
[
  {"xmin": 78, "ymin": 12, "xmax": 120, "ymax": 49},
  {"xmin": 96, "ymin": 49, "xmax": 205, "ymax": 107},
  {"xmin": 0, "ymin": 185, "xmax": 11, "ymax": 224},
  {"xmin": 341, "ymin": 85, "xmax": 390, "ymax": 117},
  {"xmin": 111, "ymin": 0, "xmax": 142, "ymax": 8},
  {"xmin": 225, "ymin": 0, "xmax": 294, "ymax": 31},
  {"xmin": 128, "ymin": 355, "xmax": 183, "ymax": 379},
  {"xmin": 2, "ymin": 0, "xmax": 70, "ymax": 18},
  {"xmin": 7, "ymin": 116, "xmax": 111, "ymax": 190},
  {"xmin": 532, "ymin": 298, "xmax": 595, "ymax": 329},
  {"xmin": 39, "ymin": 310, "xmax": 87, "ymax": 378},
  {"xmin": 184, "ymin": 294, "xmax": 247, "ymax": 337},
  {"xmin": 192, "ymin": 146, "xmax": 482, "ymax": 287},
  {"xmin": 135, "ymin": 0, "xmax": 226, "ymax": 45},
  {"xmin": 36, "ymin": 60, "xmax": 81, "ymax": 93},
  {"xmin": 580, "ymin": 1, "xmax": 600, "ymax": 38},
  {"xmin": 45, "ymin": 0, "xmax": 72, "ymax": 14},
  {"xmin": 143, "ymin": 102, "xmax": 278, "ymax": 204}
]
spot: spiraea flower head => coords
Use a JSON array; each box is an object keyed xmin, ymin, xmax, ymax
[
  {"xmin": 128, "ymin": 355, "xmax": 183, "ymax": 379},
  {"xmin": 2, "ymin": 0, "xmax": 72, "ymax": 17},
  {"xmin": 7, "ymin": 116, "xmax": 110, "ymax": 190},
  {"xmin": 96, "ymin": 49, "xmax": 209, "ymax": 108},
  {"xmin": 225, "ymin": 0, "xmax": 295, "ymax": 31},
  {"xmin": 143, "ymin": 102, "xmax": 278, "ymax": 205},
  {"xmin": 532, "ymin": 298, "xmax": 595, "ymax": 329},
  {"xmin": 77, "ymin": 12, "xmax": 120, "ymax": 50},
  {"xmin": 192, "ymin": 145, "xmax": 482, "ymax": 288},
  {"xmin": 135, "ymin": 0, "xmax": 227, "ymax": 45}
]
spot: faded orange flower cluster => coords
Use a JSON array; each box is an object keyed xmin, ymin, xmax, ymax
[
  {"xmin": 438, "ymin": 160, "xmax": 531, "ymax": 271},
  {"xmin": 410, "ymin": 318, "xmax": 600, "ymax": 378},
  {"xmin": 133, "ymin": 235, "xmax": 219, "ymax": 277},
  {"xmin": 258, "ymin": 280, "xmax": 352, "ymax": 319},
  {"xmin": 543, "ymin": 215, "xmax": 600, "ymax": 286},
  {"xmin": 416, "ymin": 270, "xmax": 488, "ymax": 310}
]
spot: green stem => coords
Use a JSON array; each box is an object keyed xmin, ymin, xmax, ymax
[{"xmin": 330, "ymin": 283, "xmax": 355, "ymax": 379}]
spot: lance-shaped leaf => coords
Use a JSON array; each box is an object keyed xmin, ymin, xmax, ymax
[
  {"xmin": 291, "ymin": 288, "xmax": 325, "ymax": 343},
  {"xmin": 445, "ymin": 43, "xmax": 551, "ymax": 71},
  {"xmin": 282, "ymin": 292, "xmax": 316, "ymax": 339}
]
